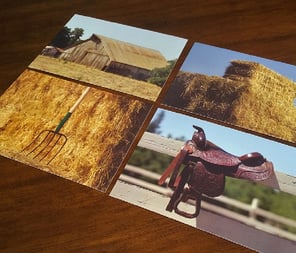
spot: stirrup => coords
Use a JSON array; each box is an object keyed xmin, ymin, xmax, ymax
[{"xmin": 174, "ymin": 188, "xmax": 202, "ymax": 218}]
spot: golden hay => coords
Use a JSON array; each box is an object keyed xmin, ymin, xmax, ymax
[
  {"xmin": 29, "ymin": 55, "xmax": 162, "ymax": 101},
  {"xmin": 164, "ymin": 71, "xmax": 246, "ymax": 121},
  {"xmin": 227, "ymin": 61, "xmax": 296, "ymax": 143},
  {"xmin": 164, "ymin": 60, "xmax": 296, "ymax": 143},
  {"xmin": 0, "ymin": 69, "xmax": 150, "ymax": 191}
]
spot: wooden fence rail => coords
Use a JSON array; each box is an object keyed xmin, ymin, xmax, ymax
[{"xmin": 138, "ymin": 132, "xmax": 296, "ymax": 196}]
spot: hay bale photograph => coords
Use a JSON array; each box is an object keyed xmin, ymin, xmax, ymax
[
  {"xmin": 0, "ymin": 69, "xmax": 151, "ymax": 191},
  {"xmin": 29, "ymin": 14, "xmax": 187, "ymax": 101},
  {"xmin": 163, "ymin": 42, "xmax": 296, "ymax": 144}
]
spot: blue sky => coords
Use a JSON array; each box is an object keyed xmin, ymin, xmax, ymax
[
  {"xmin": 182, "ymin": 43, "xmax": 296, "ymax": 82},
  {"xmin": 152, "ymin": 109, "xmax": 295, "ymax": 178},
  {"xmin": 64, "ymin": 14, "xmax": 187, "ymax": 61}
]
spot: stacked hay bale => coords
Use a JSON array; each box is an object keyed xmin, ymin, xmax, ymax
[
  {"xmin": 164, "ymin": 60, "xmax": 296, "ymax": 143},
  {"xmin": 182, "ymin": 72, "xmax": 246, "ymax": 120},
  {"xmin": 163, "ymin": 71, "xmax": 247, "ymax": 121},
  {"xmin": 224, "ymin": 60, "xmax": 296, "ymax": 143}
]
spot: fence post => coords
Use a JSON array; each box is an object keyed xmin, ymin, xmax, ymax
[{"xmin": 249, "ymin": 198, "xmax": 259, "ymax": 220}]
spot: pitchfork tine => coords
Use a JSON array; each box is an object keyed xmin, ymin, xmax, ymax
[
  {"xmin": 35, "ymin": 131, "xmax": 63, "ymax": 162},
  {"xmin": 23, "ymin": 130, "xmax": 52, "ymax": 155},
  {"xmin": 45, "ymin": 134, "xmax": 67, "ymax": 164},
  {"xmin": 22, "ymin": 86, "xmax": 91, "ymax": 164},
  {"xmin": 32, "ymin": 131, "xmax": 56, "ymax": 160}
]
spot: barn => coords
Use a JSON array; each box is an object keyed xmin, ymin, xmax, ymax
[{"xmin": 58, "ymin": 34, "xmax": 168, "ymax": 81}]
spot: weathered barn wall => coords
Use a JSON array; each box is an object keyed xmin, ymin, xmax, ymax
[
  {"xmin": 105, "ymin": 62, "xmax": 150, "ymax": 81},
  {"xmin": 60, "ymin": 40, "xmax": 110, "ymax": 70}
]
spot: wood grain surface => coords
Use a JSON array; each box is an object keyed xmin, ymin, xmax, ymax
[{"xmin": 1, "ymin": 1, "xmax": 295, "ymax": 252}]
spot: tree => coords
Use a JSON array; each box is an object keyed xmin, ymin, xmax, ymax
[
  {"xmin": 128, "ymin": 110, "xmax": 168, "ymax": 175},
  {"xmin": 147, "ymin": 110, "xmax": 165, "ymax": 134},
  {"xmin": 147, "ymin": 59, "xmax": 177, "ymax": 86},
  {"xmin": 49, "ymin": 26, "xmax": 84, "ymax": 48},
  {"xmin": 69, "ymin": 28, "xmax": 84, "ymax": 46},
  {"xmin": 128, "ymin": 146, "xmax": 172, "ymax": 175}
]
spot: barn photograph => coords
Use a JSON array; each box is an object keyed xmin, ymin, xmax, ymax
[
  {"xmin": 59, "ymin": 34, "xmax": 168, "ymax": 81},
  {"xmin": 29, "ymin": 14, "xmax": 187, "ymax": 101}
]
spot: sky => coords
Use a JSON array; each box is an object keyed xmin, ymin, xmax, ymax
[
  {"xmin": 151, "ymin": 109, "xmax": 296, "ymax": 178},
  {"xmin": 181, "ymin": 43, "xmax": 296, "ymax": 82},
  {"xmin": 64, "ymin": 14, "xmax": 187, "ymax": 61}
]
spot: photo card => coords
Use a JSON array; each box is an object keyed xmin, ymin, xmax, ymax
[
  {"xmin": 0, "ymin": 69, "xmax": 152, "ymax": 191},
  {"xmin": 162, "ymin": 42, "xmax": 296, "ymax": 145},
  {"xmin": 29, "ymin": 14, "xmax": 187, "ymax": 101},
  {"xmin": 110, "ymin": 108, "xmax": 296, "ymax": 252}
]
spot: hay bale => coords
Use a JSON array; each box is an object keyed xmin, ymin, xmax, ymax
[
  {"xmin": 0, "ymin": 69, "xmax": 150, "ymax": 191},
  {"xmin": 164, "ymin": 71, "xmax": 246, "ymax": 121},
  {"xmin": 224, "ymin": 60, "xmax": 260, "ymax": 79},
  {"xmin": 163, "ymin": 71, "xmax": 191, "ymax": 108},
  {"xmin": 164, "ymin": 60, "xmax": 296, "ymax": 143},
  {"xmin": 226, "ymin": 60, "xmax": 296, "ymax": 143}
]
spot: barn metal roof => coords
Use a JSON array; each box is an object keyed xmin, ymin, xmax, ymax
[{"xmin": 92, "ymin": 34, "xmax": 168, "ymax": 70}]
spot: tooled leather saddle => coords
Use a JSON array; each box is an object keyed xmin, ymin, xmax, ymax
[{"xmin": 158, "ymin": 125, "xmax": 274, "ymax": 218}]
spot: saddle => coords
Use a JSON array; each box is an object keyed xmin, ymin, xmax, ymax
[{"xmin": 158, "ymin": 125, "xmax": 274, "ymax": 218}]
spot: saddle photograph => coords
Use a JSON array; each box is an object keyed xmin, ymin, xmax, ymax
[
  {"xmin": 158, "ymin": 125, "xmax": 274, "ymax": 218},
  {"xmin": 111, "ymin": 108, "xmax": 296, "ymax": 252}
]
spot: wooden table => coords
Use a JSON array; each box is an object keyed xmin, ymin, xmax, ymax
[{"xmin": 1, "ymin": 1, "xmax": 295, "ymax": 252}]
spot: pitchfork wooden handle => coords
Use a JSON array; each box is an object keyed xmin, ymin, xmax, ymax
[
  {"xmin": 69, "ymin": 86, "xmax": 91, "ymax": 113},
  {"xmin": 54, "ymin": 86, "xmax": 91, "ymax": 133}
]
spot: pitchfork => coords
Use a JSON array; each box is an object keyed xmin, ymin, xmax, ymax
[{"xmin": 22, "ymin": 86, "xmax": 91, "ymax": 164}]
